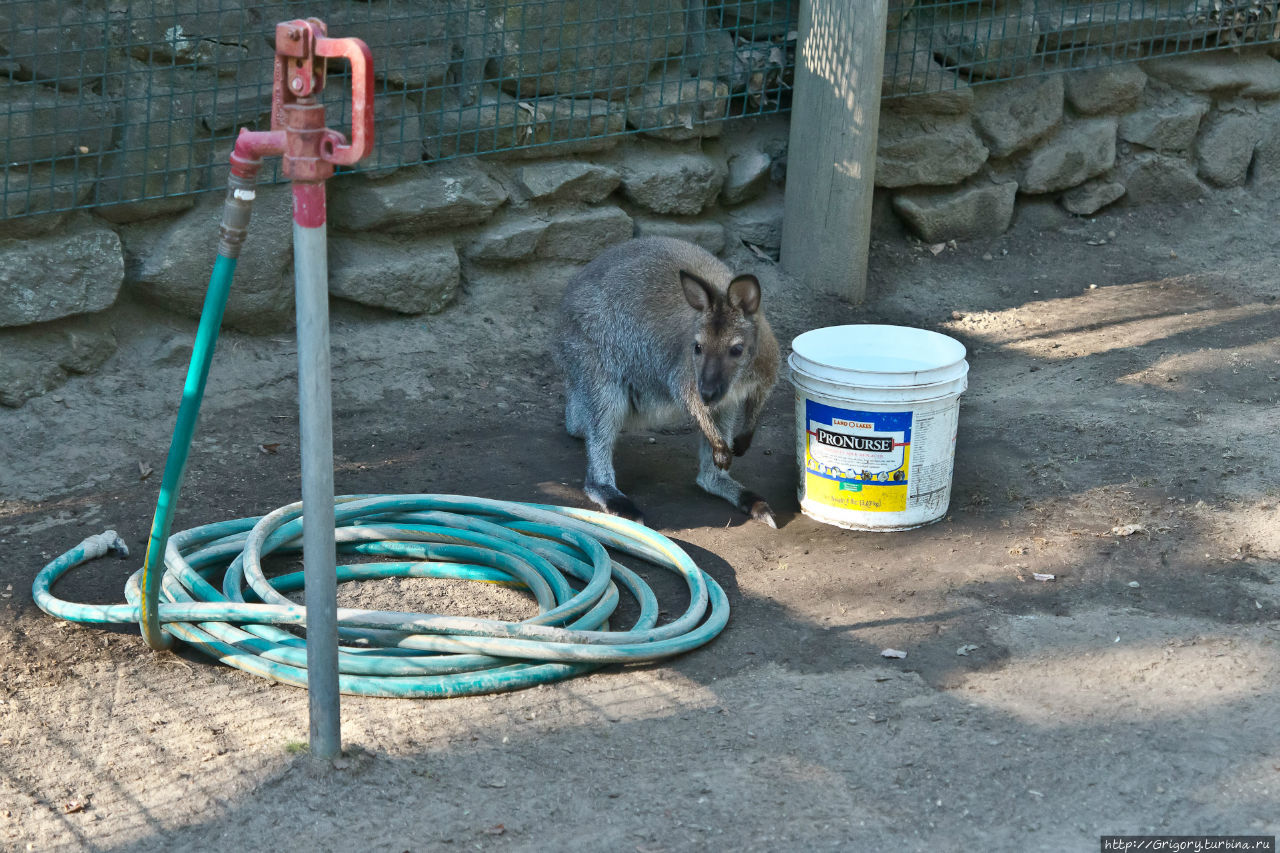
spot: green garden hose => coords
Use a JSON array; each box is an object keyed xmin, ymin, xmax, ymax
[{"xmin": 33, "ymin": 494, "xmax": 730, "ymax": 697}]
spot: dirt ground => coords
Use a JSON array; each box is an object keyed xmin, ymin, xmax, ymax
[{"xmin": 1, "ymin": 185, "xmax": 1278, "ymax": 852}]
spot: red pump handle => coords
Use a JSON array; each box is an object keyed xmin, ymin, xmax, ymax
[
  {"xmin": 272, "ymin": 19, "xmax": 375, "ymax": 168},
  {"xmin": 314, "ymin": 35, "xmax": 374, "ymax": 166}
]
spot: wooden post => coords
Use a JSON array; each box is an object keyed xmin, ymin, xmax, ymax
[{"xmin": 781, "ymin": 0, "xmax": 888, "ymax": 302}]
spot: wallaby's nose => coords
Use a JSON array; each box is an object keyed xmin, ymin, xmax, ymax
[{"xmin": 700, "ymin": 385, "xmax": 725, "ymax": 405}]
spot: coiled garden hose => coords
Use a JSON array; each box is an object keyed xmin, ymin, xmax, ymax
[{"xmin": 33, "ymin": 494, "xmax": 730, "ymax": 697}]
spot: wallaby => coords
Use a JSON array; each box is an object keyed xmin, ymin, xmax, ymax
[{"xmin": 554, "ymin": 237, "xmax": 780, "ymax": 527}]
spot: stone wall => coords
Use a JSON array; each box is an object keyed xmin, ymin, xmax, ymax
[
  {"xmin": 5, "ymin": 0, "xmax": 1280, "ymax": 407},
  {"xmin": 0, "ymin": 0, "xmax": 793, "ymax": 407},
  {"xmin": 880, "ymin": 47, "xmax": 1280, "ymax": 242}
]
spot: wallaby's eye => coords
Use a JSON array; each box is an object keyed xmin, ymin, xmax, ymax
[
  {"xmin": 693, "ymin": 342, "xmax": 703, "ymax": 355},
  {"xmin": 729, "ymin": 344, "xmax": 745, "ymax": 358}
]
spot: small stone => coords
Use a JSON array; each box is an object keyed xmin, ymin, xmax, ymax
[
  {"xmin": 982, "ymin": 252, "xmax": 993, "ymax": 261},
  {"xmin": 516, "ymin": 161, "xmax": 621, "ymax": 204},
  {"xmin": 614, "ymin": 144, "xmax": 726, "ymax": 215},
  {"xmin": 1020, "ymin": 118, "xmax": 1118, "ymax": 194},
  {"xmin": 892, "ymin": 179, "xmax": 1017, "ymax": 242},
  {"xmin": 720, "ymin": 149, "xmax": 773, "ymax": 206}
]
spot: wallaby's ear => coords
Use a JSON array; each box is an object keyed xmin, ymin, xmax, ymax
[
  {"xmin": 680, "ymin": 270, "xmax": 717, "ymax": 312},
  {"xmin": 727, "ymin": 274, "xmax": 761, "ymax": 315}
]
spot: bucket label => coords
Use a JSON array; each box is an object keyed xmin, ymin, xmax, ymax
[{"xmin": 804, "ymin": 401, "xmax": 911, "ymax": 512}]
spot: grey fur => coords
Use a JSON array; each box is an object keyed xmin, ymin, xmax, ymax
[{"xmin": 554, "ymin": 237, "xmax": 780, "ymax": 527}]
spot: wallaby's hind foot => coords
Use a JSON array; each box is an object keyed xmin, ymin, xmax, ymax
[
  {"xmin": 741, "ymin": 490, "xmax": 777, "ymax": 529},
  {"xmin": 584, "ymin": 482, "xmax": 646, "ymax": 525}
]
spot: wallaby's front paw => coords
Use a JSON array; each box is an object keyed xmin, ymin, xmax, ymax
[
  {"xmin": 740, "ymin": 491, "xmax": 777, "ymax": 529},
  {"xmin": 713, "ymin": 442, "xmax": 733, "ymax": 470},
  {"xmin": 732, "ymin": 432, "xmax": 754, "ymax": 457}
]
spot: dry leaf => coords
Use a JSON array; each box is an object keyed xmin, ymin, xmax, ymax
[
  {"xmin": 880, "ymin": 648, "xmax": 907, "ymax": 659},
  {"xmin": 928, "ymin": 243, "xmax": 946, "ymax": 256},
  {"xmin": 745, "ymin": 242, "xmax": 773, "ymax": 261},
  {"xmin": 259, "ymin": 443, "xmax": 280, "ymax": 454},
  {"xmin": 1111, "ymin": 523, "xmax": 1148, "ymax": 536},
  {"xmin": 63, "ymin": 801, "xmax": 86, "ymax": 814},
  {"xmin": 138, "ymin": 461, "xmax": 153, "ymax": 480},
  {"xmin": 956, "ymin": 644, "xmax": 980, "ymax": 656}
]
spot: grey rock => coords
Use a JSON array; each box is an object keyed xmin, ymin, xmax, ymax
[
  {"xmin": 536, "ymin": 206, "xmax": 633, "ymax": 261},
  {"xmin": 1020, "ymin": 118, "xmax": 1117, "ymax": 194},
  {"xmin": 1064, "ymin": 64, "xmax": 1147, "ymax": 116},
  {"xmin": 1118, "ymin": 80, "xmax": 1211, "ymax": 153},
  {"xmin": 891, "ymin": 178, "xmax": 1018, "ymax": 242},
  {"xmin": 525, "ymin": 98, "xmax": 628, "ymax": 152},
  {"xmin": 1115, "ymin": 152, "xmax": 1208, "ymax": 205},
  {"xmin": 693, "ymin": 29, "xmax": 738, "ymax": 83},
  {"xmin": 632, "ymin": 216, "xmax": 727, "ymax": 254},
  {"xmin": 1060, "ymin": 179, "xmax": 1127, "ymax": 215},
  {"xmin": 1250, "ymin": 100, "xmax": 1280, "ymax": 183},
  {"xmin": 93, "ymin": 64, "xmax": 214, "ymax": 224},
  {"xmin": 330, "ymin": 90, "xmax": 424, "ymax": 178},
  {"xmin": 721, "ymin": 149, "xmax": 773, "ymax": 206},
  {"xmin": 1143, "ymin": 48, "xmax": 1280, "ymax": 98},
  {"xmin": 330, "ymin": 160, "xmax": 508, "ymax": 234},
  {"xmin": 516, "ymin": 162, "xmax": 621, "ymax": 203},
  {"xmin": 329, "ymin": 234, "xmax": 460, "ymax": 315},
  {"xmin": 492, "ymin": 0, "xmax": 686, "ymax": 99},
  {"xmin": 1043, "ymin": 6, "xmax": 1213, "ymax": 54},
  {"xmin": 0, "ymin": 220, "xmax": 122, "ymax": 327},
  {"xmin": 115, "ymin": 0, "xmax": 272, "ymax": 71},
  {"xmin": 720, "ymin": 186, "xmax": 785, "ymax": 251},
  {"xmin": 464, "ymin": 214, "xmax": 551, "ymax": 264},
  {"xmin": 972, "ymin": 76, "xmax": 1065, "ymax": 159},
  {"xmin": 0, "ymin": 311, "xmax": 116, "ymax": 408},
  {"xmin": 198, "ymin": 68, "xmax": 276, "ymax": 133},
  {"xmin": 889, "ymin": 0, "xmax": 916, "ymax": 27},
  {"xmin": 0, "ymin": 3, "xmax": 111, "ymax": 89},
  {"xmin": 0, "ymin": 166, "xmax": 96, "ymax": 239},
  {"xmin": 876, "ymin": 113, "xmax": 989, "ymax": 187},
  {"xmin": 615, "ymin": 145, "xmax": 726, "ymax": 215},
  {"xmin": 718, "ymin": 0, "xmax": 797, "ymax": 37},
  {"xmin": 466, "ymin": 97, "xmax": 628, "ymax": 161},
  {"xmin": 923, "ymin": 1, "xmax": 1042, "ymax": 80},
  {"xmin": 323, "ymin": 0, "xmax": 476, "ymax": 91},
  {"xmin": 425, "ymin": 89, "xmax": 532, "ymax": 160},
  {"xmin": 882, "ymin": 35, "xmax": 973, "ymax": 116},
  {"xmin": 1196, "ymin": 102, "xmax": 1261, "ymax": 188},
  {"xmin": 0, "ymin": 80, "xmax": 116, "ymax": 165},
  {"xmin": 124, "ymin": 183, "xmax": 296, "ymax": 334},
  {"xmin": 629, "ymin": 71, "xmax": 730, "ymax": 140}
]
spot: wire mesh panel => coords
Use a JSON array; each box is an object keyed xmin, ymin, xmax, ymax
[
  {"xmin": 0, "ymin": 0, "xmax": 796, "ymax": 221},
  {"xmin": 886, "ymin": 0, "xmax": 1280, "ymax": 97}
]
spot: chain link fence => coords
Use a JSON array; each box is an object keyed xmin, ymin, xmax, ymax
[
  {"xmin": 886, "ymin": 0, "xmax": 1280, "ymax": 96},
  {"xmin": 4, "ymin": 0, "xmax": 1277, "ymax": 221},
  {"xmin": 1, "ymin": 0, "xmax": 797, "ymax": 221}
]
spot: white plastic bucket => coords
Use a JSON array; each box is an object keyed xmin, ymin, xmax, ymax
[{"xmin": 789, "ymin": 324, "xmax": 968, "ymax": 531}]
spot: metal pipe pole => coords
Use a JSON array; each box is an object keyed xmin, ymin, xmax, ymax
[{"xmin": 293, "ymin": 182, "xmax": 340, "ymax": 760}]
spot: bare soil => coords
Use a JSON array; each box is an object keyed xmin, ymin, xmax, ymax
[{"xmin": 1, "ymin": 188, "xmax": 1278, "ymax": 852}]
